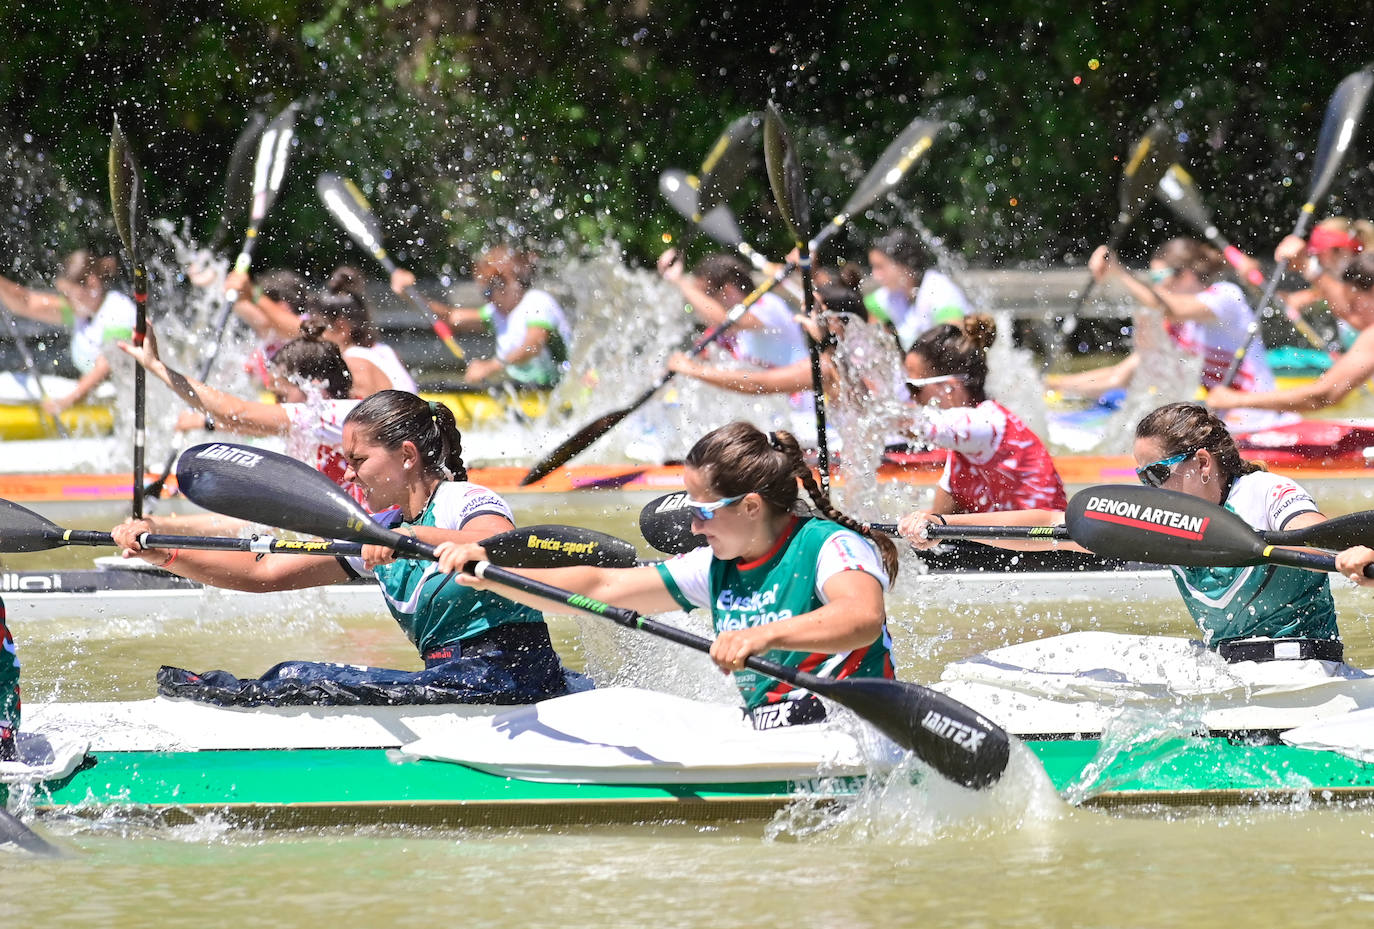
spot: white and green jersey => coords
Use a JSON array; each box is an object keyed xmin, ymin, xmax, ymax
[
  {"xmin": 343, "ymin": 482, "xmax": 544, "ymax": 652},
  {"xmin": 1172, "ymin": 471, "xmax": 1337, "ymax": 646},
  {"xmin": 64, "ymin": 290, "xmax": 135, "ymax": 373},
  {"xmin": 0, "ymin": 597, "xmax": 18, "ymax": 755},
  {"xmin": 481, "ymin": 288, "xmax": 572, "ymax": 387},
  {"xmin": 655, "ymin": 517, "xmax": 893, "ymax": 711}
]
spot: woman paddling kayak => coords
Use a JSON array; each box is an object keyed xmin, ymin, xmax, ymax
[
  {"xmin": 900, "ymin": 402, "xmax": 1341, "ymax": 656},
  {"xmin": 111, "ymin": 390, "xmax": 571, "ymax": 706},
  {"xmin": 436, "ymin": 421, "xmax": 898, "ymax": 729}
]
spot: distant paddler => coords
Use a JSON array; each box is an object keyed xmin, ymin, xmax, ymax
[
  {"xmin": 389, "ymin": 245, "xmax": 572, "ymax": 387},
  {"xmin": 0, "ymin": 250, "xmax": 134, "ymax": 415}
]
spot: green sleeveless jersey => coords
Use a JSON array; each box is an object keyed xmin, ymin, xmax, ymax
[
  {"xmin": 353, "ymin": 483, "xmax": 545, "ymax": 653},
  {"xmin": 656, "ymin": 517, "xmax": 893, "ymax": 710}
]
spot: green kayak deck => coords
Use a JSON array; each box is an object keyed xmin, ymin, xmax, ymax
[{"xmin": 25, "ymin": 738, "xmax": 1374, "ymax": 828}]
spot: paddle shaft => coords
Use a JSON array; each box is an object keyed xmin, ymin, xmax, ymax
[
  {"xmin": 0, "ymin": 305, "xmax": 68, "ymax": 437},
  {"xmin": 30, "ymin": 526, "xmax": 366, "ymax": 557},
  {"xmin": 374, "ymin": 251, "xmax": 466, "ymax": 362}
]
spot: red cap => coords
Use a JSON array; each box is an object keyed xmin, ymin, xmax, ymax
[{"xmin": 1308, "ymin": 225, "xmax": 1363, "ymax": 253}]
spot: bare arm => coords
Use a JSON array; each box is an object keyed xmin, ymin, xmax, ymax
[
  {"xmin": 1208, "ymin": 326, "xmax": 1374, "ymax": 411},
  {"xmin": 345, "ymin": 354, "xmax": 391, "ymax": 398},
  {"xmin": 0, "ymin": 275, "xmax": 68, "ymax": 325},
  {"xmin": 667, "ymin": 353, "xmax": 811, "ymax": 394}
]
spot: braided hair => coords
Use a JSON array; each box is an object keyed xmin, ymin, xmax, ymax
[
  {"xmin": 684, "ymin": 421, "xmax": 899, "ymax": 579},
  {"xmin": 344, "ymin": 390, "xmax": 468, "ymax": 481}
]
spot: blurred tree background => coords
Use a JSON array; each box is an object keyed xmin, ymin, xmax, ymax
[{"xmin": 0, "ymin": 0, "xmax": 1371, "ymax": 279}]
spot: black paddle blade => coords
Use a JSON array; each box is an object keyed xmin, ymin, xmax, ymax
[
  {"xmin": 252, "ymin": 100, "xmax": 300, "ymax": 219},
  {"xmin": 318, "ymin": 172, "xmax": 386, "ymax": 257},
  {"xmin": 1307, "ymin": 67, "xmax": 1374, "ymax": 207},
  {"xmin": 659, "ymin": 169, "xmax": 750, "ymax": 249},
  {"xmin": 1156, "ymin": 164, "xmax": 1217, "ymax": 239},
  {"xmin": 804, "ymin": 676, "xmax": 1010, "ymax": 790},
  {"xmin": 208, "ymin": 110, "xmax": 267, "ymax": 252},
  {"xmin": 695, "ymin": 111, "xmax": 761, "ymax": 217},
  {"xmin": 0, "ymin": 808, "xmax": 59, "ymax": 857},
  {"xmin": 176, "ymin": 442, "xmax": 405, "ymax": 550},
  {"xmin": 108, "ymin": 116, "xmax": 144, "ymax": 262},
  {"xmin": 0, "ymin": 497, "xmax": 65, "ymax": 552},
  {"xmin": 839, "ymin": 116, "xmax": 942, "ymax": 219},
  {"xmin": 1066, "ymin": 484, "xmax": 1265, "ymax": 567},
  {"xmin": 763, "ymin": 102, "xmax": 810, "ymax": 243},
  {"xmin": 482, "ymin": 525, "xmax": 638, "ymax": 569},
  {"xmin": 639, "ymin": 491, "xmax": 706, "ymax": 555},
  {"xmin": 520, "ymin": 408, "xmax": 633, "ymax": 486},
  {"xmin": 1118, "ymin": 120, "xmax": 1180, "ymax": 218}
]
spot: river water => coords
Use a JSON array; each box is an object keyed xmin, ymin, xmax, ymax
[{"xmin": 6, "ymin": 494, "xmax": 1374, "ymax": 925}]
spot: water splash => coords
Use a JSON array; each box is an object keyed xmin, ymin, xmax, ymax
[{"xmin": 1061, "ymin": 705, "xmax": 1206, "ymax": 805}]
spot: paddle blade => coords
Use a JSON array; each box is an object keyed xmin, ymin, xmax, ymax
[
  {"xmin": 250, "ymin": 100, "xmax": 300, "ymax": 223},
  {"xmin": 1270, "ymin": 508, "xmax": 1374, "ymax": 551},
  {"xmin": 318, "ymin": 172, "xmax": 387, "ymax": 258},
  {"xmin": 108, "ymin": 116, "xmax": 144, "ymax": 262},
  {"xmin": 658, "ymin": 169, "xmax": 699, "ymax": 221},
  {"xmin": 176, "ymin": 442, "xmax": 406, "ymax": 550},
  {"xmin": 0, "ymin": 497, "xmax": 66, "ymax": 552},
  {"xmin": 1117, "ymin": 120, "xmax": 1180, "ymax": 219},
  {"xmin": 639, "ymin": 491, "xmax": 706, "ymax": 554},
  {"xmin": 1306, "ymin": 67, "xmax": 1374, "ymax": 208},
  {"xmin": 839, "ymin": 116, "xmax": 943, "ymax": 220},
  {"xmin": 763, "ymin": 102, "xmax": 810, "ymax": 243},
  {"xmin": 695, "ymin": 111, "xmax": 761, "ymax": 217},
  {"xmin": 1156, "ymin": 164, "xmax": 1218, "ymax": 240},
  {"xmin": 805, "ymin": 676, "xmax": 1010, "ymax": 790},
  {"xmin": 1066, "ymin": 484, "xmax": 1265, "ymax": 567},
  {"xmin": 208, "ymin": 110, "xmax": 267, "ymax": 251},
  {"xmin": 520, "ymin": 408, "xmax": 634, "ymax": 486},
  {"xmin": 482, "ymin": 525, "xmax": 638, "ymax": 569}
]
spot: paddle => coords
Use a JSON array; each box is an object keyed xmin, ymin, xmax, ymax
[
  {"xmin": 0, "ymin": 304, "xmax": 67, "ymax": 437},
  {"xmin": 109, "ymin": 117, "xmax": 149, "ymax": 521},
  {"xmin": 1155, "ymin": 164, "xmax": 1265, "ymax": 287},
  {"xmin": 468, "ymin": 560, "xmax": 1009, "ymax": 790},
  {"xmin": 1065, "ymin": 119, "xmax": 1180, "ymax": 336},
  {"xmin": 1221, "ymin": 66, "xmax": 1374, "ymax": 386},
  {"xmin": 0, "ymin": 493, "xmax": 634, "ymax": 567},
  {"xmin": 1065, "ymin": 483, "xmax": 1374, "ymax": 576},
  {"xmin": 521, "ymin": 113, "xmax": 944, "ymax": 487},
  {"xmin": 693, "ymin": 111, "xmax": 761, "ymax": 220},
  {"xmin": 0, "ymin": 806, "xmax": 57, "ymax": 856},
  {"xmin": 316, "ymin": 173, "xmax": 466, "ymax": 363},
  {"xmin": 143, "ymin": 101, "xmax": 298, "ymax": 503},
  {"xmin": 205, "ymin": 111, "xmax": 268, "ymax": 256},
  {"xmin": 763, "ymin": 103, "xmax": 830, "ymax": 489},
  {"xmin": 658, "ymin": 169, "xmax": 773, "ymax": 271}
]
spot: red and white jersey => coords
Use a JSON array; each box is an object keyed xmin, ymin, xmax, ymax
[
  {"xmin": 911, "ymin": 400, "xmax": 1066, "ymax": 512},
  {"xmin": 281, "ymin": 396, "xmax": 366, "ymax": 506},
  {"xmin": 1167, "ymin": 282, "xmax": 1277, "ymax": 392},
  {"xmin": 717, "ymin": 291, "xmax": 808, "ymax": 370}
]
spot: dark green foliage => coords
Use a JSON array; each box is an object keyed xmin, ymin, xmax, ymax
[{"xmin": 0, "ymin": 0, "xmax": 1371, "ymax": 275}]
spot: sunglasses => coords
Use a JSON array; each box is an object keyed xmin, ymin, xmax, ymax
[
  {"xmin": 1147, "ymin": 267, "xmax": 1178, "ymax": 284},
  {"xmin": 905, "ymin": 374, "xmax": 964, "ymax": 393},
  {"xmin": 684, "ymin": 492, "xmax": 748, "ymax": 521},
  {"xmin": 1136, "ymin": 447, "xmax": 1202, "ymax": 488}
]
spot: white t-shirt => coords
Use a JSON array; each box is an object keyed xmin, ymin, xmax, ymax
[
  {"xmin": 879, "ymin": 270, "xmax": 970, "ymax": 351},
  {"xmin": 1222, "ymin": 469, "xmax": 1321, "ymax": 533},
  {"xmin": 344, "ymin": 342, "xmax": 418, "ymax": 393},
  {"xmin": 483, "ymin": 288, "xmax": 573, "ymax": 386},
  {"xmin": 719, "ymin": 291, "xmax": 808, "ymax": 369},
  {"xmin": 658, "ymin": 527, "xmax": 890, "ymax": 609},
  {"xmin": 1171, "ymin": 282, "xmax": 1276, "ymax": 392},
  {"xmin": 70, "ymin": 290, "xmax": 136, "ymax": 373}
]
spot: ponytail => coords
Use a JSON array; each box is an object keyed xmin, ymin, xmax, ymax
[{"xmin": 344, "ymin": 390, "xmax": 468, "ymax": 481}]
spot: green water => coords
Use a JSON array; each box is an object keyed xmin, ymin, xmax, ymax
[{"xmin": 8, "ymin": 494, "xmax": 1374, "ymax": 925}]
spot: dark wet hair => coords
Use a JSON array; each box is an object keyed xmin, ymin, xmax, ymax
[
  {"xmin": 691, "ymin": 254, "xmax": 754, "ymax": 296},
  {"xmin": 313, "ymin": 291, "xmax": 378, "ymax": 347},
  {"xmin": 1135, "ymin": 402, "xmax": 1264, "ymax": 480},
  {"xmin": 60, "ymin": 250, "xmax": 119, "ymax": 287},
  {"xmin": 256, "ymin": 269, "xmax": 309, "ymax": 314},
  {"xmin": 684, "ymin": 422, "xmax": 898, "ymax": 579},
  {"xmin": 816, "ymin": 283, "xmax": 868, "ymax": 322},
  {"xmin": 1340, "ymin": 252, "xmax": 1374, "ymax": 292},
  {"xmin": 905, "ymin": 313, "xmax": 997, "ymax": 402},
  {"xmin": 344, "ymin": 390, "xmax": 468, "ymax": 481},
  {"xmin": 1152, "ymin": 238, "xmax": 1227, "ymax": 286},
  {"xmin": 271, "ymin": 320, "xmax": 353, "ymax": 399},
  {"xmin": 870, "ymin": 228, "xmax": 932, "ymax": 272}
]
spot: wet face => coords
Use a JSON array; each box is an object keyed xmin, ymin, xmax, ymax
[
  {"xmin": 476, "ymin": 259, "xmax": 523, "ymax": 312},
  {"xmin": 903, "ymin": 352, "xmax": 964, "ymax": 409},
  {"xmin": 682, "ymin": 465, "xmax": 756, "ymax": 561},
  {"xmin": 869, "ymin": 249, "xmax": 916, "ymax": 292},
  {"xmin": 1149, "ymin": 261, "xmax": 1201, "ymax": 295},
  {"xmin": 265, "ymin": 367, "xmax": 309, "ymax": 404},
  {"xmin": 1132, "ymin": 436, "xmax": 1214, "ymax": 499},
  {"xmin": 54, "ymin": 275, "xmax": 102, "ymax": 317},
  {"xmin": 341, "ymin": 422, "xmax": 415, "ymax": 512}
]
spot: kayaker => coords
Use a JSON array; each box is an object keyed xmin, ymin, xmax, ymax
[
  {"xmin": 389, "ymin": 245, "xmax": 573, "ymax": 387},
  {"xmin": 1208, "ymin": 252, "xmax": 1374, "ymax": 415},
  {"xmin": 225, "ymin": 268, "xmax": 312, "ymax": 388},
  {"xmin": 118, "ymin": 320, "xmax": 364, "ymax": 502},
  {"xmin": 111, "ymin": 389, "xmax": 571, "ymax": 706},
  {"xmin": 435, "ymin": 421, "xmax": 898, "ymax": 730},
  {"xmin": 0, "ymin": 250, "xmax": 134, "ymax": 415},
  {"xmin": 865, "ymin": 227, "xmax": 970, "ymax": 352},
  {"xmin": 903, "ymin": 313, "xmax": 1067, "ymax": 514},
  {"xmin": 899, "ymin": 401, "xmax": 1342, "ymax": 657},
  {"xmin": 0, "ymin": 597, "xmax": 17, "ymax": 763},
  {"xmin": 1269, "ymin": 217, "xmax": 1374, "ymax": 333},
  {"xmin": 1046, "ymin": 238, "xmax": 1280, "ymax": 409},
  {"xmin": 316, "ymin": 267, "xmax": 418, "ymax": 396}
]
